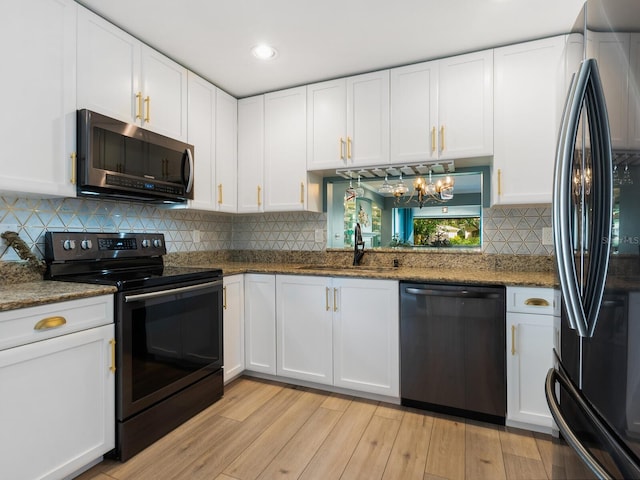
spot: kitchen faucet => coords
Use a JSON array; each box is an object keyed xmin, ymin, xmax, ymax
[{"xmin": 353, "ymin": 222, "xmax": 365, "ymax": 266}]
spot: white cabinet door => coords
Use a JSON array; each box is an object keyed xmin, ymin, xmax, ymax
[
  {"xmin": 307, "ymin": 71, "xmax": 389, "ymax": 170},
  {"xmin": 77, "ymin": 6, "xmax": 139, "ymax": 126},
  {"xmin": 346, "ymin": 71, "xmax": 390, "ymax": 167},
  {"xmin": 507, "ymin": 312, "xmax": 556, "ymax": 432},
  {"xmin": 187, "ymin": 72, "xmax": 217, "ymax": 211},
  {"xmin": 223, "ymin": 275, "xmax": 245, "ymax": 383},
  {"xmin": 244, "ymin": 274, "xmax": 276, "ymax": 375},
  {"xmin": 140, "ymin": 45, "xmax": 188, "ymax": 141},
  {"xmin": 77, "ymin": 5, "xmax": 187, "ymax": 141},
  {"xmin": 506, "ymin": 286, "xmax": 559, "ymax": 433},
  {"xmin": 306, "ymin": 78, "xmax": 347, "ymax": 170},
  {"xmin": 493, "ymin": 36, "xmax": 567, "ymax": 205},
  {"xmin": 438, "ymin": 49, "xmax": 493, "ymax": 160},
  {"xmin": 0, "ymin": 324, "xmax": 115, "ymax": 480},
  {"xmin": 0, "ymin": 0, "xmax": 77, "ymax": 198},
  {"xmin": 215, "ymin": 88, "xmax": 238, "ymax": 213},
  {"xmin": 390, "ymin": 61, "xmax": 439, "ymax": 163},
  {"xmin": 276, "ymin": 275, "xmax": 333, "ymax": 385},
  {"xmin": 333, "ymin": 278, "xmax": 399, "ymax": 397},
  {"xmin": 264, "ymin": 87, "xmax": 310, "ymax": 211},
  {"xmin": 237, "ymin": 95, "xmax": 265, "ymax": 213}
]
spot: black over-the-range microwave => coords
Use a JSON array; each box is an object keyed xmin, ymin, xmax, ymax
[{"xmin": 77, "ymin": 109, "xmax": 194, "ymax": 203}]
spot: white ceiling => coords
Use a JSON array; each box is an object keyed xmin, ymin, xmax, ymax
[{"xmin": 77, "ymin": 0, "xmax": 585, "ymax": 98}]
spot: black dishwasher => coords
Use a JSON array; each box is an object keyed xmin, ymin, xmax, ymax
[{"xmin": 400, "ymin": 282, "xmax": 506, "ymax": 424}]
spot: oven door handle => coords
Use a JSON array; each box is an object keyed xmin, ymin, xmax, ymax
[{"xmin": 124, "ymin": 279, "xmax": 222, "ymax": 303}]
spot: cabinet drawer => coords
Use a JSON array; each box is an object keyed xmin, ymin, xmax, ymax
[
  {"xmin": 506, "ymin": 287, "xmax": 560, "ymax": 316},
  {"xmin": 0, "ymin": 295, "xmax": 114, "ymax": 351}
]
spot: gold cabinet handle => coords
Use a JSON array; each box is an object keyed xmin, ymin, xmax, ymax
[
  {"xmin": 70, "ymin": 152, "xmax": 77, "ymax": 185},
  {"xmin": 524, "ymin": 298, "xmax": 550, "ymax": 307},
  {"xmin": 109, "ymin": 338, "xmax": 116, "ymax": 373},
  {"xmin": 333, "ymin": 288, "xmax": 338, "ymax": 312},
  {"xmin": 339, "ymin": 137, "xmax": 346, "ymax": 160},
  {"xmin": 257, "ymin": 185, "xmax": 262, "ymax": 207},
  {"xmin": 223, "ymin": 286, "xmax": 227, "ymax": 310},
  {"xmin": 440, "ymin": 125, "xmax": 445, "ymax": 152},
  {"xmin": 144, "ymin": 96, "xmax": 150, "ymax": 123},
  {"xmin": 347, "ymin": 137, "xmax": 352, "ymax": 159},
  {"xmin": 34, "ymin": 316, "xmax": 67, "ymax": 331},
  {"xmin": 431, "ymin": 127, "xmax": 436, "ymax": 154},
  {"xmin": 326, "ymin": 287, "xmax": 330, "ymax": 311},
  {"xmin": 135, "ymin": 92, "xmax": 143, "ymax": 119},
  {"xmin": 218, "ymin": 184, "xmax": 223, "ymax": 204},
  {"xmin": 300, "ymin": 182, "xmax": 305, "ymax": 204},
  {"xmin": 511, "ymin": 325, "xmax": 516, "ymax": 356},
  {"xmin": 497, "ymin": 169, "xmax": 502, "ymax": 196}
]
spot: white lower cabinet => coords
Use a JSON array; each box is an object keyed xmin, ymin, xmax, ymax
[
  {"xmin": 223, "ymin": 275, "xmax": 244, "ymax": 383},
  {"xmin": 244, "ymin": 274, "xmax": 277, "ymax": 375},
  {"xmin": 0, "ymin": 295, "xmax": 115, "ymax": 480},
  {"xmin": 506, "ymin": 286, "xmax": 560, "ymax": 434},
  {"xmin": 276, "ymin": 275, "xmax": 399, "ymax": 397}
]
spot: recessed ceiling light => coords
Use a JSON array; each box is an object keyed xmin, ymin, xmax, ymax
[{"xmin": 251, "ymin": 44, "xmax": 277, "ymax": 60}]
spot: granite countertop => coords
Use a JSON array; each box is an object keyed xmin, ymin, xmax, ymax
[
  {"xmin": 196, "ymin": 262, "xmax": 558, "ymax": 288},
  {"xmin": 0, "ymin": 282, "xmax": 117, "ymax": 313}
]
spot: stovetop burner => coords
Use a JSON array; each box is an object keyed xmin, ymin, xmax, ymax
[{"xmin": 44, "ymin": 232, "xmax": 222, "ymax": 291}]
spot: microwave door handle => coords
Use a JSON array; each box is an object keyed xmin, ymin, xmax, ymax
[{"xmin": 184, "ymin": 148, "xmax": 194, "ymax": 194}]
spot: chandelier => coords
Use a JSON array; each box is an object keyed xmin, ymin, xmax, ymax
[{"xmin": 412, "ymin": 171, "xmax": 455, "ymax": 207}]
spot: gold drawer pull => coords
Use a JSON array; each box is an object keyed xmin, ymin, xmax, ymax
[
  {"xmin": 326, "ymin": 287, "xmax": 330, "ymax": 311},
  {"xmin": 511, "ymin": 325, "xmax": 516, "ymax": 355},
  {"xmin": 524, "ymin": 298, "xmax": 550, "ymax": 307},
  {"xmin": 34, "ymin": 316, "xmax": 67, "ymax": 331},
  {"xmin": 109, "ymin": 338, "xmax": 116, "ymax": 373},
  {"xmin": 223, "ymin": 286, "xmax": 228, "ymax": 310}
]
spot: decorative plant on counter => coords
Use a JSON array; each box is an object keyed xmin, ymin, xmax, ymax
[{"xmin": 1, "ymin": 231, "xmax": 46, "ymax": 273}]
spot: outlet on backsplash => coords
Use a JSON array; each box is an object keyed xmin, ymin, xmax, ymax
[{"xmin": 542, "ymin": 227, "xmax": 553, "ymax": 246}]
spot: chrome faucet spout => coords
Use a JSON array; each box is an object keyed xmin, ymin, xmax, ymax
[{"xmin": 353, "ymin": 222, "xmax": 365, "ymax": 266}]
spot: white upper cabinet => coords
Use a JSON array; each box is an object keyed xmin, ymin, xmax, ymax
[
  {"xmin": 390, "ymin": 61, "xmax": 439, "ymax": 164},
  {"xmin": 0, "ymin": 0, "xmax": 77, "ymax": 198},
  {"xmin": 237, "ymin": 95, "xmax": 265, "ymax": 213},
  {"xmin": 589, "ymin": 32, "xmax": 640, "ymax": 151},
  {"xmin": 492, "ymin": 36, "xmax": 566, "ymax": 205},
  {"xmin": 77, "ymin": 6, "xmax": 188, "ymax": 141},
  {"xmin": 265, "ymin": 86, "xmax": 322, "ymax": 212},
  {"xmin": 187, "ymin": 72, "xmax": 217, "ymax": 211},
  {"xmin": 390, "ymin": 50, "xmax": 493, "ymax": 165},
  {"xmin": 215, "ymin": 89, "xmax": 238, "ymax": 213},
  {"xmin": 307, "ymin": 71, "xmax": 390, "ymax": 170}
]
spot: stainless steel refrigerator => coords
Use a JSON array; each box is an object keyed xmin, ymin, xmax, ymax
[{"xmin": 547, "ymin": 1, "xmax": 640, "ymax": 478}]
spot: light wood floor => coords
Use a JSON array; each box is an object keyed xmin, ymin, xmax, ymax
[{"xmin": 76, "ymin": 376, "xmax": 594, "ymax": 480}]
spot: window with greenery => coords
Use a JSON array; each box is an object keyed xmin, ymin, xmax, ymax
[{"xmin": 413, "ymin": 217, "xmax": 481, "ymax": 247}]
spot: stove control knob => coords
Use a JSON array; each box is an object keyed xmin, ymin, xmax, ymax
[
  {"xmin": 152, "ymin": 238, "xmax": 163, "ymax": 248},
  {"xmin": 63, "ymin": 239, "xmax": 76, "ymax": 251},
  {"xmin": 80, "ymin": 239, "xmax": 92, "ymax": 250},
  {"xmin": 141, "ymin": 239, "xmax": 150, "ymax": 248}
]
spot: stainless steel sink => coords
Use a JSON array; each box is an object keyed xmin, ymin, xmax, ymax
[{"xmin": 296, "ymin": 265, "xmax": 398, "ymax": 272}]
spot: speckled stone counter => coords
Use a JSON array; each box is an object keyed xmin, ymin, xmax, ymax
[
  {"xmin": 164, "ymin": 250, "xmax": 557, "ymax": 288},
  {"xmin": 0, "ymin": 281, "xmax": 117, "ymax": 312}
]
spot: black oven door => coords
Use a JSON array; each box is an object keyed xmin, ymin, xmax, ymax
[{"xmin": 116, "ymin": 278, "xmax": 222, "ymax": 421}]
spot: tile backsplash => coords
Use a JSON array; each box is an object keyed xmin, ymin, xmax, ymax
[{"xmin": 0, "ymin": 195, "xmax": 553, "ymax": 261}]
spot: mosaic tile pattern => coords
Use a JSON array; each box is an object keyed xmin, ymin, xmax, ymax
[
  {"xmin": 0, "ymin": 195, "xmax": 553, "ymax": 261},
  {"xmin": 0, "ymin": 196, "xmax": 233, "ymax": 262},
  {"xmin": 483, "ymin": 206, "xmax": 554, "ymax": 255},
  {"xmin": 233, "ymin": 212, "xmax": 327, "ymax": 251}
]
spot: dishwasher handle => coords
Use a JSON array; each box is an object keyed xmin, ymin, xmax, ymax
[{"xmin": 404, "ymin": 287, "xmax": 502, "ymax": 300}]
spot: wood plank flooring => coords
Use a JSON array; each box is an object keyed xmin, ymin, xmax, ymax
[{"xmin": 76, "ymin": 376, "xmax": 594, "ymax": 480}]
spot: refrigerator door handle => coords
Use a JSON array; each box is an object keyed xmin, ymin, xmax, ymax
[
  {"xmin": 545, "ymin": 368, "xmax": 613, "ymax": 480},
  {"xmin": 553, "ymin": 59, "xmax": 613, "ymax": 338}
]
